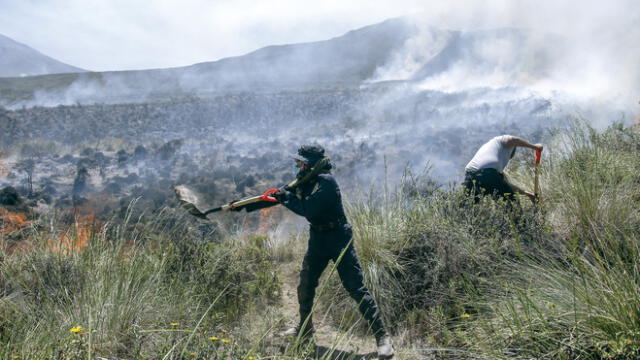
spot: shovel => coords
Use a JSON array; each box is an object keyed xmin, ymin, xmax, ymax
[
  {"xmin": 176, "ymin": 157, "xmax": 331, "ymax": 219},
  {"xmin": 175, "ymin": 186, "xmax": 278, "ymax": 219}
]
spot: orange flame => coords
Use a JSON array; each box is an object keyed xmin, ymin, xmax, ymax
[
  {"xmin": 50, "ymin": 213, "xmax": 97, "ymax": 254},
  {"xmin": 257, "ymin": 206, "xmax": 279, "ymax": 234},
  {"xmin": 0, "ymin": 208, "xmax": 29, "ymax": 233},
  {"xmin": 0, "ymin": 208, "xmax": 31, "ymax": 254}
]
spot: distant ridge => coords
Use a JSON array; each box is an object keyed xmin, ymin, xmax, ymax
[
  {"xmin": 0, "ymin": 18, "xmax": 552, "ymax": 108},
  {"xmin": 0, "ymin": 34, "xmax": 86, "ymax": 77}
]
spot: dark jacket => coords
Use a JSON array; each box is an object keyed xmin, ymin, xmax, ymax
[{"xmin": 280, "ymin": 173, "xmax": 348, "ymax": 228}]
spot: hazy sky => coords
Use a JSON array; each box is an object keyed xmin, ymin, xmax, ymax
[{"xmin": 0, "ymin": 0, "xmax": 638, "ymax": 74}]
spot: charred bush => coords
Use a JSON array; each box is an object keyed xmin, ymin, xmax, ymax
[
  {"xmin": 72, "ymin": 166, "xmax": 89, "ymax": 198},
  {"xmin": 42, "ymin": 184, "xmax": 57, "ymax": 196},
  {"xmin": 25, "ymin": 189, "xmax": 52, "ymax": 206},
  {"xmin": 133, "ymin": 145, "xmax": 147, "ymax": 159},
  {"xmin": 235, "ymin": 175, "xmax": 256, "ymax": 193},
  {"xmin": 116, "ymin": 149, "xmax": 129, "ymax": 164},
  {"xmin": 76, "ymin": 157, "xmax": 94, "ymax": 169},
  {"xmin": 0, "ymin": 186, "xmax": 22, "ymax": 206},
  {"xmin": 93, "ymin": 151, "xmax": 107, "ymax": 164},
  {"xmin": 80, "ymin": 147, "xmax": 95, "ymax": 157},
  {"xmin": 103, "ymin": 182, "xmax": 122, "ymax": 195},
  {"xmin": 126, "ymin": 173, "xmax": 140, "ymax": 184},
  {"xmin": 59, "ymin": 154, "xmax": 76, "ymax": 164},
  {"xmin": 156, "ymin": 139, "xmax": 184, "ymax": 161}
]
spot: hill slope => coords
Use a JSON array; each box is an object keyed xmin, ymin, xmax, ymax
[
  {"xmin": 0, "ymin": 34, "xmax": 86, "ymax": 77},
  {"xmin": 0, "ymin": 18, "xmax": 553, "ymax": 109}
]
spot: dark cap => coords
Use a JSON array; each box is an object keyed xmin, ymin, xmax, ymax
[{"xmin": 292, "ymin": 145, "xmax": 325, "ymax": 167}]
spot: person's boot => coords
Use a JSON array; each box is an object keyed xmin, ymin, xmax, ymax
[
  {"xmin": 281, "ymin": 321, "xmax": 314, "ymax": 343},
  {"xmin": 376, "ymin": 334, "xmax": 394, "ymax": 359}
]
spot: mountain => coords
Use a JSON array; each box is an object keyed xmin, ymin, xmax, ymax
[
  {"xmin": 0, "ymin": 18, "xmax": 553, "ymax": 108},
  {"xmin": 0, "ymin": 34, "xmax": 86, "ymax": 78}
]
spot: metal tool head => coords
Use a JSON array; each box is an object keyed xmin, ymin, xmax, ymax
[{"xmin": 174, "ymin": 185, "xmax": 208, "ymax": 219}]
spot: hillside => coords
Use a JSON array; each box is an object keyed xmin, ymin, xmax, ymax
[
  {"xmin": 1, "ymin": 121, "xmax": 639, "ymax": 359},
  {"xmin": 0, "ymin": 18, "xmax": 557, "ymax": 109},
  {"xmin": 0, "ymin": 12, "xmax": 639, "ymax": 359},
  {"xmin": 0, "ymin": 33, "xmax": 86, "ymax": 77}
]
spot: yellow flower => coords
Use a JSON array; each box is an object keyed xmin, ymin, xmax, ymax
[
  {"xmin": 247, "ymin": 356, "xmax": 257, "ymax": 360},
  {"xmin": 169, "ymin": 322, "xmax": 180, "ymax": 327},
  {"xmin": 70, "ymin": 326, "xmax": 83, "ymax": 333},
  {"xmin": 221, "ymin": 339, "xmax": 231, "ymax": 344},
  {"xmin": 461, "ymin": 313, "xmax": 471, "ymax": 319},
  {"xmin": 190, "ymin": 352, "xmax": 198, "ymax": 357},
  {"xmin": 220, "ymin": 329, "xmax": 229, "ymax": 334},
  {"xmin": 209, "ymin": 336, "xmax": 220, "ymax": 341}
]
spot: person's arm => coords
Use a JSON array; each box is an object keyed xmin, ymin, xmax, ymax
[
  {"xmin": 503, "ymin": 136, "xmax": 544, "ymax": 152},
  {"xmin": 277, "ymin": 178, "xmax": 337, "ymax": 218},
  {"xmin": 509, "ymin": 182, "xmax": 537, "ymax": 202}
]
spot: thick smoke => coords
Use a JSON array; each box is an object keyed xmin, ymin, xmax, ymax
[
  {"xmin": 371, "ymin": 2, "xmax": 639, "ymax": 114},
  {"xmin": 1, "ymin": 4, "xmax": 638, "ymax": 228}
]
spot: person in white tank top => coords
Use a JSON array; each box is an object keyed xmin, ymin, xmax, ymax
[{"xmin": 463, "ymin": 135, "xmax": 543, "ymax": 202}]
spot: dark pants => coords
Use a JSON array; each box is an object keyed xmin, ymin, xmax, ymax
[
  {"xmin": 463, "ymin": 168, "xmax": 515, "ymax": 203},
  {"xmin": 297, "ymin": 224, "xmax": 387, "ymax": 338}
]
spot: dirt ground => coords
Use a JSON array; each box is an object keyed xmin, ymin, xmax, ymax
[{"xmin": 276, "ymin": 262, "xmax": 432, "ymax": 360}]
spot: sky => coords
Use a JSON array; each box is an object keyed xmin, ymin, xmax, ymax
[
  {"xmin": 0, "ymin": 0, "xmax": 635, "ymax": 73},
  {"xmin": 0, "ymin": 0, "xmax": 638, "ymax": 106}
]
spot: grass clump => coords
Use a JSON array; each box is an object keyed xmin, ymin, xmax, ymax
[
  {"xmin": 320, "ymin": 122, "xmax": 640, "ymax": 359},
  {"xmin": 0, "ymin": 207, "xmax": 280, "ymax": 359},
  {"xmin": 3, "ymin": 121, "xmax": 640, "ymax": 359},
  {"xmin": 468, "ymin": 123, "xmax": 640, "ymax": 359}
]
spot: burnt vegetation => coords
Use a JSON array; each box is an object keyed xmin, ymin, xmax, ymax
[
  {"xmin": 0, "ymin": 83, "xmax": 561, "ymax": 359},
  {"xmin": 0, "ymin": 85, "xmax": 551, "ymax": 226}
]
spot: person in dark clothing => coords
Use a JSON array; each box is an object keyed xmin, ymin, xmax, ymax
[
  {"xmin": 273, "ymin": 145, "xmax": 394, "ymax": 359},
  {"xmin": 463, "ymin": 135, "xmax": 543, "ymax": 203}
]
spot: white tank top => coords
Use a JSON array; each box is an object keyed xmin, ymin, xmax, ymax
[{"xmin": 465, "ymin": 135, "xmax": 515, "ymax": 173}]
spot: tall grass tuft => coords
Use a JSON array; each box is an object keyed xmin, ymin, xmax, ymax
[
  {"xmin": 0, "ymin": 204, "xmax": 280, "ymax": 359},
  {"xmin": 469, "ymin": 122, "xmax": 640, "ymax": 359}
]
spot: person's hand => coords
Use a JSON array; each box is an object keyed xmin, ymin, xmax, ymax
[
  {"xmin": 273, "ymin": 190, "xmax": 288, "ymax": 202},
  {"xmin": 522, "ymin": 191, "xmax": 538, "ymax": 203}
]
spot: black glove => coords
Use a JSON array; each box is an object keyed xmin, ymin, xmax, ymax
[{"xmin": 273, "ymin": 189, "xmax": 288, "ymax": 203}]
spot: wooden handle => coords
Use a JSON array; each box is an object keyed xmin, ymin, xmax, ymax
[{"xmin": 534, "ymin": 152, "xmax": 541, "ymax": 198}]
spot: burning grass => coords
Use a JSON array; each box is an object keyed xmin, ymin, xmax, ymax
[
  {"xmin": 0, "ymin": 204, "xmax": 283, "ymax": 359},
  {"xmin": 50, "ymin": 213, "xmax": 97, "ymax": 253},
  {"xmin": 1, "ymin": 122, "xmax": 639, "ymax": 359},
  {"xmin": 0, "ymin": 208, "xmax": 28, "ymax": 232}
]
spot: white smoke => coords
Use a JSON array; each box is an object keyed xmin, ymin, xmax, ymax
[{"xmin": 368, "ymin": 0, "xmax": 639, "ymax": 117}]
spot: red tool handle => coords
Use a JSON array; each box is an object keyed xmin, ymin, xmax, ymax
[
  {"xmin": 535, "ymin": 149, "xmax": 542, "ymax": 164},
  {"xmin": 260, "ymin": 188, "xmax": 280, "ymax": 202}
]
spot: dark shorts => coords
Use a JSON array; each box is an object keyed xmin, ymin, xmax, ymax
[{"xmin": 463, "ymin": 168, "xmax": 515, "ymax": 202}]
